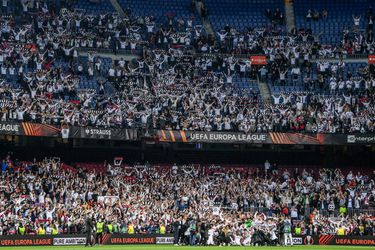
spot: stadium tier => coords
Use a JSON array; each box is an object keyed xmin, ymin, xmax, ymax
[
  {"xmin": 0, "ymin": 156, "xmax": 374, "ymax": 245},
  {"xmin": 0, "ymin": 0, "xmax": 373, "ymax": 133}
]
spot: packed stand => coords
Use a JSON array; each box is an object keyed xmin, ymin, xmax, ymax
[
  {"xmin": 0, "ymin": 1, "xmax": 374, "ymax": 134},
  {"xmin": 266, "ymin": 60, "xmax": 375, "ymax": 133},
  {"xmin": 0, "ymin": 155, "xmax": 374, "ymax": 246},
  {"xmin": 0, "ymin": 0, "xmax": 216, "ymax": 129}
]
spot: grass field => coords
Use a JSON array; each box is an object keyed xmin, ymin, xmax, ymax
[{"xmin": 0, "ymin": 246, "xmax": 374, "ymax": 250}]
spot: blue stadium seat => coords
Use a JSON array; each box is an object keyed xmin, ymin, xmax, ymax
[{"xmin": 294, "ymin": 0, "xmax": 372, "ymax": 44}]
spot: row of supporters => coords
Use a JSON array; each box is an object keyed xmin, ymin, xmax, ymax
[
  {"xmin": 13, "ymin": 222, "xmax": 166, "ymax": 236},
  {"xmin": 13, "ymin": 223, "xmax": 366, "ymax": 237}
]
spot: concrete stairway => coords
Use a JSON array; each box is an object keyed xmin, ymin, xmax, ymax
[
  {"xmin": 109, "ymin": 0, "xmax": 126, "ymax": 17},
  {"xmin": 284, "ymin": 0, "xmax": 296, "ymax": 32},
  {"xmin": 258, "ymin": 79, "xmax": 272, "ymax": 105},
  {"xmin": 195, "ymin": 1, "xmax": 215, "ymax": 37}
]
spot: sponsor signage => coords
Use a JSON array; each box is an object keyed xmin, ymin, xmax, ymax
[
  {"xmin": 0, "ymin": 235, "xmax": 83, "ymax": 247},
  {"xmin": 292, "ymin": 237, "xmax": 303, "ymax": 245},
  {"xmin": 156, "ymin": 237, "xmax": 174, "ymax": 244},
  {"xmin": 319, "ymin": 235, "xmax": 375, "ymax": 246},
  {"xmin": 189, "ymin": 132, "xmax": 267, "ymax": 143},
  {"xmin": 347, "ymin": 134, "xmax": 375, "ymax": 144},
  {"xmin": 0, "ymin": 122, "xmax": 138, "ymax": 141},
  {"xmin": 0, "ymin": 122, "xmax": 57, "ymax": 136},
  {"xmin": 0, "ymin": 234, "xmax": 173, "ymax": 247},
  {"xmin": 53, "ymin": 237, "xmax": 86, "ymax": 246},
  {"xmin": 108, "ymin": 236, "xmax": 155, "ymax": 244},
  {"xmin": 0, "ymin": 123, "xmax": 20, "ymax": 133},
  {"xmin": 0, "ymin": 238, "xmax": 52, "ymax": 246},
  {"xmin": 368, "ymin": 54, "xmax": 375, "ymax": 64},
  {"xmin": 250, "ymin": 55, "xmax": 267, "ymax": 65},
  {"xmin": 0, "ymin": 234, "xmax": 374, "ymax": 246},
  {"xmin": 0, "ymin": 121, "xmax": 375, "ymax": 145},
  {"xmin": 335, "ymin": 238, "xmax": 375, "ymax": 245},
  {"xmin": 156, "ymin": 130, "xmax": 375, "ymax": 145},
  {"xmin": 291, "ymin": 236, "xmax": 315, "ymax": 245},
  {"xmin": 292, "ymin": 235, "xmax": 375, "ymax": 246},
  {"xmin": 101, "ymin": 234, "xmax": 173, "ymax": 245},
  {"xmin": 68, "ymin": 126, "xmax": 138, "ymax": 141},
  {"xmin": 157, "ymin": 130, "xmax": 269, "ymax": 143}
]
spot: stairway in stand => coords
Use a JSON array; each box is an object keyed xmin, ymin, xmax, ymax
[
  {"xmin": 109, "ymin": 0, "xmax": 126, "ymax": 17},
  {"xmin": 284, "ymin": 0, "xmax": 296, "ymax": 32}
]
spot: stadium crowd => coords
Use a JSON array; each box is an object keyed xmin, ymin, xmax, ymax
[
  {"xmin": 0, "ymin": 0, "xmax": 375, "ymax": 136},
  {"xmin": 0, "ymin": 1, "xmax": 373, "ymax": 134},
  {"xmin": 0, "ymin": 156, "xmax": 374, "ymax": 246},
  {"xmin": 0, "ymin": 0, "xmax": 373, "ymax": 248}
]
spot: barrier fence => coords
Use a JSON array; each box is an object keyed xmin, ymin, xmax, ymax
[{"xmin": 0, "ymin": 234, "xmax": 374, "ymax": 247}]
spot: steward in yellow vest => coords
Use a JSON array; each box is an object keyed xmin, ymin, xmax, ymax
[
  {"xmin": 96, "ymin": 221, "xmax": 104, "ymax": 234},
  {"xmin": 160, "ymin": 225, "xmax": 166, "ymax": 234},
  {"xmin": 106, "ymin": 222, "xmax": 113, "ymax": 233},
  {"xmin": 52, "ymin": 226, "xmax": 58, "ymax": 235},
  {"xmin": 295, "ymin": 226, "xmax": 301, "ymax": 235},
  {"xmin": 18, "ymin": 224, "xmax": 26, "ymax": 235},
  {"xmin": 128, "ymin": 223, "xmax": 134, "ymax": 234},
  {"xmin": 96, "ymin": 219, "xmax": 104, "ymax": 245},
  {"xmin": 337, "ymin": 227, "xmax": 345, "ymax": 235},
  {"xmin": 37, "ymin": 225, "xmax": 46, "ymax": 235}
]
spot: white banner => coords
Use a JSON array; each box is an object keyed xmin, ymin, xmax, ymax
[
  {"xmin": 291, "ymin": 237, "xmax": 303, "ymax": 245},
  {"xmin": 53, "ymin": 237, "xmax": 86, "ymax": 246},
  {"xmin": 155, "ymin": 237, "xmax": 174, "ymax": 244},
  {"xmin": 97, "ymin": 196, "xmax": 119, "ymax": 205}
]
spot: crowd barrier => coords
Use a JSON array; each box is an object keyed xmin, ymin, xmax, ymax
[{"xmin": 0, "ymin": 234, "xmax": 374, "ymax": 247}]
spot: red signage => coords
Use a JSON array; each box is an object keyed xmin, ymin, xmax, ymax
[
  {"xmin": 319, "ymin": 235, "xmax": 375, "ymax": 246},
  {"xmin": 0, "ymin": 238, "xmax": 52, "ymax": 246},
  {"xmin": 0, "ymin": 234, "xmax": 172, "ymax": 247},
  {"xmin": 109, "ymin": 237, "xmax": 155, "ymax": 244},
  {"xmin": 368, "ymin": 55, "xmax": 375, "ymax": 64},
  {"xmin": 250, "ymin": 55, "xmax": 267, "ymax": 65}
]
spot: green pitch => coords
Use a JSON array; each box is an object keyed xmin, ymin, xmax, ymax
[{"xmin": 0, "ymin": 246, "xmax": 374, "ymax": 250}]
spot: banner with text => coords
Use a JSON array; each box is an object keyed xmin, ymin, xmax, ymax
[
  {"xmin": 0, "ymin": 235, "xmax": 86, "ymax": 247},
  {"xmin": 68, "ymin": 126, "xmax": 138, "ymax": 141},
  {"xmin": 250, "ymin": 55, "xmax": 267, "ymax": 65},
  {"xmin": 101, "ymin": 234, "xmax": 173, "ymax": 245},
  {"xmin": 0, "ymin": 234, "xmax": 173, "ymax": 247},
  {"xmin": 368, "ymin": 54, "xmax": 375, "ymax": 64},
  {"xmin": 0, "ymin": 122, "xmax": 138, "ymax": 141},
  {"xmin": 0, "ymin": 234, "xmax": 374, "ymax": 246},
  {"xmin": 156, "ymin": 130, "xmax": 375, "ymax": 145},
  {"xmin": 318, "ymin": 235, "xmax": 375, "ymax": 246},
  {"xmin": 0, "ymin": 122, "xmax": 60, "ymax": 137},
  {"xmin": 0, "ymin": 121, "xmax": 374, "ymax": 145}
]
